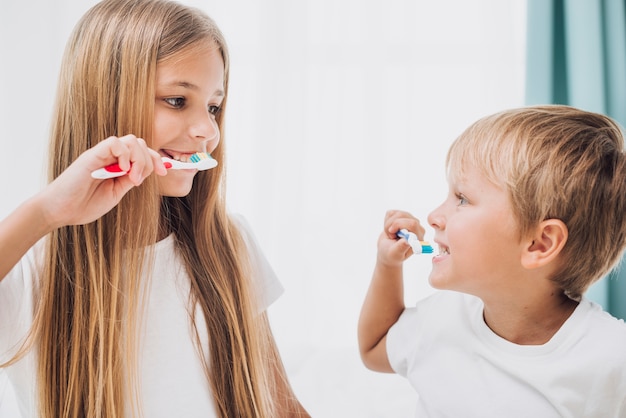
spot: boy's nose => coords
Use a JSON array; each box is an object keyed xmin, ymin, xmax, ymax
[{"xmin": 427, "ymin": 205, "xmax": 445, "ymax": 230}]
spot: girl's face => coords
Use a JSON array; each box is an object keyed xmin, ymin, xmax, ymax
[
  {"xmin": 153, "ymin": 43, "xmax": 225, "ymax": 197},
  {"xmin": 427, "ymin": 164, "xmax": 525, "ymax": 299}
]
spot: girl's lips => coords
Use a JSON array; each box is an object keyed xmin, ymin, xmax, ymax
[{"xmin": 160, "ymin": 149, "xmax": 201, "ymax": 162}]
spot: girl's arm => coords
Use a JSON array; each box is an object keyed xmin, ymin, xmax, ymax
[
  {"xmin": 0, "ymin": 193, "xmax": 58, "ymax": 280},
  {"xmin": 358, "ymin": 210, "xmax": 424, "ymax": 373},
  {"xmin": 0, "ymin": 135, "xmax": 166, "ymax": 280}
]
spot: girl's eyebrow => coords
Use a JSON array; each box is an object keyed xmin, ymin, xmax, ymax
[
  {"xmin": 163, "ymin": 81, "xmax": 225, "ymax": 97},
  {"xmin": 170, "ymin": 81, "xmax": 198, "ymax": 90}
]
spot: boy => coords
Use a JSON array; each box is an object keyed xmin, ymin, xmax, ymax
[{"xmin": 358, "ymin": 105, "xmax": 626, "ymax": 417}]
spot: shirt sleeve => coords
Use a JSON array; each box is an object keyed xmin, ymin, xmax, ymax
[
  {"xmin": 386, "ymin": 292, "xmax": 449, "ymax": 377},
  {"xmin": 0, "ymin": 240, "xmax": 41, "ymax": 361},
  {"xmin": 386, "ymin": 306, "xmax": 421, "ymax": 377},
  {"xmin": 231, "ymin": 214, "xmax": 284, "ymax": 312}
]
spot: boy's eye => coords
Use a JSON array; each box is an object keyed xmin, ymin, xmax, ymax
[
  {"xmin": 164, "ymin": 97, "xmax": 185, "ymax": 108},
  {"xmin": 456, "ymin": 193, "xmax": 468, "ymax": 206},
  {"xmin": 208, "ymin": 105, "xmax": 221, "ymax": 116}
]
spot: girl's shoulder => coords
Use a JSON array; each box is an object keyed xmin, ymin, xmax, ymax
[
  {"xmin": 228, "ymin": 213, "xmax": 284, "ymax": 310},
  {"xmin": 229, "ymin": 213, "xmax": 255, "ymax": 241}
]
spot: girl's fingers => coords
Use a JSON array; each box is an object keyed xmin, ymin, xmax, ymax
[
  {"xmin": 148, "ymin": 148, "xmax": 168, "ymax": 176},
  {"xmin": 93, "ymin": 135, "xmax": 136, "ymax": 171},
  {"xmin": 126, "ymin": 137, "xmax": 153, "ymax": 185},
  {"xmin": 91, "ymin": 135, "xmax": 166, "ymax": 185}
]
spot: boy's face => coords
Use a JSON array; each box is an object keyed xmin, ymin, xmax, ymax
[
  {"xmin": 152, "ymin": 44, "xmax": 225, "ymax": 197},
  {"xmin": 427, "ymin": 164, "xmax": 525, "ymax": 298}
]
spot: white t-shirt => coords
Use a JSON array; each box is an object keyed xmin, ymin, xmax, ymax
[
  {"xmin": 387, "ymin": 290, "xmax": 626, "ymax": 418},
  {"xmin": 0, "ymin": 216, "xmax": 283, "ymax": 418}
]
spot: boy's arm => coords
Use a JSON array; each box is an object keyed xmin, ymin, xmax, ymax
[
  {"xmin": 358, "ymin": 259, "xmax": 405, "ymax": 373},
  {"xmin": 358, "ymin": 210, "xmax": 424, "ymax": 373}
]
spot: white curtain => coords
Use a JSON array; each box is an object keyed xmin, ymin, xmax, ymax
[{"xmin": 0, "ymin": 0, "xmax": 526, "ymax": 416}]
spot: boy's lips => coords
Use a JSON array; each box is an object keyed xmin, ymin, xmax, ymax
[
  {"xmin": 432, "ymin": 243, "xmax": 450, "ymax": 264},
  {"xmin": 434, "ymin": 241, "xmax": 450, "ymax": 256}
]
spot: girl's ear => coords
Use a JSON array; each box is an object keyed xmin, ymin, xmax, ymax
[{"xmin": 521, "ymin": 219, "xmax": 568, "ymax": 269}]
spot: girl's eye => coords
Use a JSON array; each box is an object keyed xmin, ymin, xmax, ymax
[
  {"xmin": 455, "ymin": 193, "xmax": 468, "ymax": 206},
  {"xmin": 164, "ymin": 97, "xmax": 185, "ymax": 108},
  {"xmin": 208, "ymin": 105, "xmax": 221, "ymax": 116}
]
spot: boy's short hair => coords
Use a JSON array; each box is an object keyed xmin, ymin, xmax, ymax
[{"xmin": 446, "ymin": 105, "xmax": 626, "ymax": 299}]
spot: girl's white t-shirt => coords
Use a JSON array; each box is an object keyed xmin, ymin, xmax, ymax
[{"xmin": 0, "ymin": 216, "xmax": 283, "ymax": 418}]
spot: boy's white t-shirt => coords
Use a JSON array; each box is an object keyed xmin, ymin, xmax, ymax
[
  {"xmin": 0, "ymin": 216, "xmax": 283, "ymax": 418},
  {"xmin": 387, "ymin": 290, "xmax": 626, "ymax": 418}
]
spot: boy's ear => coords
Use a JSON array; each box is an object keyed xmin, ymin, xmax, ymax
[{"xmin": 521, "ymin": 219, "xmax": 568, "ymax": 269}]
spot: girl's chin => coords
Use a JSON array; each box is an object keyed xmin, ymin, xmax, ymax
[
  {"xmin": 157, "ymin": 177, "xmax": 195, "ymax": 197},
  {"xmin": 160, "ymin": 190, "xmax": 193, "ymax": 198}
]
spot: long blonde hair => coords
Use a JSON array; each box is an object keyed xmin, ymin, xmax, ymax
[{"xmin": 18, "ymin": 0, "xmax": 286, "ymax": 416}]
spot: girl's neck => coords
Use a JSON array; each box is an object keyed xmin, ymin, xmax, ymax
[
  {"xmin": 157, "ymin": 222, "xmax": 171, "ymax": 241},
  {"xmin": 157, "ymin": 209, "xmax": 172, "ymax": 241}
]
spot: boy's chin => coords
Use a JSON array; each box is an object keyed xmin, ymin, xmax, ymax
[{"xmin": 428, "ymin": 273, "xmax": 453, "ymax": 291}]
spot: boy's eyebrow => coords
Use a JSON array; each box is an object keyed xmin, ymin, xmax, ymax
[{"xmin": 163, "ymin": 81, "xmax": 225, "ymax": 97}]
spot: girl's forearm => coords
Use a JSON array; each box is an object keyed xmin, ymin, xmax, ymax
[{"xmin": 0, "ymin": 194, "xmax": 55, "ymax": 280}]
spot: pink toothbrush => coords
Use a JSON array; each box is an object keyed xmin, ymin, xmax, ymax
[{"xmin": 91, "ymin": 152, "xmax": 217, "ymax": 179}]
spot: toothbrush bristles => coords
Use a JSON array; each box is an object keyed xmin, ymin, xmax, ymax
[
  {"xmin": 190, "ymin": 152, "xmax": 211, "ymax": 163},
  {"xmin": 420, "ymin": 242, "xmax": 434, "ymax": 254}
]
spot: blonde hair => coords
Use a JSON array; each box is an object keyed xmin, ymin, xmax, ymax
[
  {"xmin": 9, "ymin": 0, "xmax": 295, "ymax": 416},
  {"xmin": 447, "ymin": 105, "xmax": 626, "ymax": 299}
]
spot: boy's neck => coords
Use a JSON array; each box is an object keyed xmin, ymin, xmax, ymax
[{"xmin": 481, "ymin": 291, "xmax": 579, "ymax": 345}]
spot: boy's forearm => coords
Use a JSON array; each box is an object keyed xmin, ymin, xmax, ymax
[
  {"xmin": 358, "ymin": 262, "xmax": 405, "ymax": 361},
  {"xmin": 0, "ymin": 195, "xmax": 54, "ymax": 280}
]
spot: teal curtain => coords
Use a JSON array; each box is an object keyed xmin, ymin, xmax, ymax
[{"xmin": 525, "ymin": 0, "xmax": 626, "ymax": 319}]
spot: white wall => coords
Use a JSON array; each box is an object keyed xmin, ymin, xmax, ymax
[{"xmin": 0, "ymin": 0, "xmax": 527, "ymax": 416}]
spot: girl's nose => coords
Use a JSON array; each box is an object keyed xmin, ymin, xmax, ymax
[{"xmin": 189, "ymin": 110, "xmax": 220, "ymax": 144}]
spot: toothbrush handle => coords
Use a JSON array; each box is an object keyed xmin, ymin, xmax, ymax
[
  {"xmin": 91, "ymin": 160, "xmax": 175, "ymax": 179},
  {"xmin": 91, "ymin": 164, "xmax": 128, "ymax": 179}
]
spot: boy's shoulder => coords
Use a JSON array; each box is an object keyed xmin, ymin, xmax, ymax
[
  {"xmin": 575, "ymin": 299, "xmax": 626, "ymax": 360},
  {"xmin": 580, "ymin": 298, "xmax": 626, "ymax": 332}
]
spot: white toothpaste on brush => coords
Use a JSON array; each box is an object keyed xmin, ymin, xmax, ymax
[{"xmin": 396, "ymin": 229, "xmax": 434, "ymax": 254}]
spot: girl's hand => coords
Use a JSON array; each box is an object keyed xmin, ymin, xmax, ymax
[
  {"xmin": 377, "ymin": 210, "xmax": 425, "ymax": 267},
  {"xmin": 38, "ymin": 135, "xmax": 167, "ymax": 229}
]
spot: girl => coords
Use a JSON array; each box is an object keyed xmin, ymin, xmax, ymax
[{"xmin": 0, "ymin": 0, "xmax": 308, "ymax": 417}]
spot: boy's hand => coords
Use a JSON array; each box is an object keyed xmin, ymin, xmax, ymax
[{"xmin": 377, "ymin": 210, "xmax": 426, "ymax": 267}]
